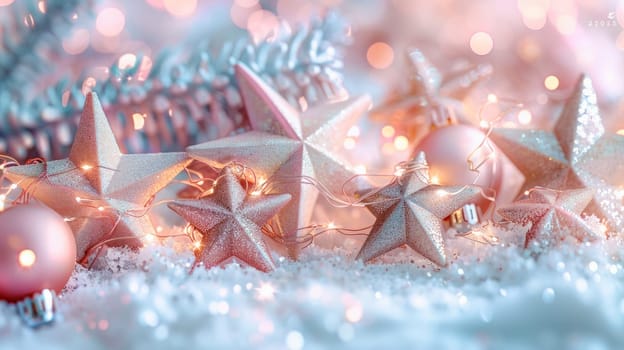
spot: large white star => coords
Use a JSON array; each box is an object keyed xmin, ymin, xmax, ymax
[
  {"xmin": 5, "ymin": 93, "xmax": 191, "ymax": 263},
  {"xmin": 491, "ymin": 75, "xmax": 624, "ymax": 232},
  {"xmin": 187, "ymin": 64, "xmax": 371, "ymax": 258}
]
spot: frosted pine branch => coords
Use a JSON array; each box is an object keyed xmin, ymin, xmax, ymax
[
  {"xmin": 0, "ymin": 0, "xmax": 93, "ymax": 90},
  {"xmin": 0, "ymin": 12, "xmax": 350, "ymax": 161}
]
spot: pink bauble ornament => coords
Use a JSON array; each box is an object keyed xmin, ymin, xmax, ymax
[
  {"xmin": 0, "ymin": 204, "xmax": 76, "ymax": 302},
  {"xmin": 412, "ymin": 124, "xmax": 502, "ymax": 212}
]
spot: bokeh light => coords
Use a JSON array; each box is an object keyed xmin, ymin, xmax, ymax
[
  {"xmin": 0, "ymin": 0, "xmax": 14, "ymax": 6},
  {"xmin": 393, "ymin": 135, "xmax": 409, "ymax": 151},
  {"xmin": 118, "ymin": 53, "xmax": 138, "ymax": 69},
  {"xmin": 231, "ymin": 2, "xmax": 260, "ymax": 28},
  {"xmin": 517, "ymin": 109, "xmax": 532, "ymax": 125},
  {"xmin": 62, "ymin": 28, "xmax": 90, "ymax": 55},
  {"xmin": 381, "ymin": 125, "xmax": 395, "ymax": 138},
  {"xmin": 164, "ymin": 0, "xmax": 197, "ymax": 17},
  {"xmin": 96, "ymin": 8, "xmax": 126, "ymax": 37},
  {"xmin": 18, "ymin": 249, "xmax": 36, "ymax": 268},
  {"xmin": 518, "ymin": 0, "xmax": 548, "ymax": 30},
  {"xmin": 366, "ymin": 42, "xmax": 394, "ymax": 69},
  {"xmin": 470, "ymin": 32, "xmax": 493, "ymax": 55},
  {"xmin": 544, "ymin": 75, "xmax": 559, "ymax": 90},
  {"xmin": 247, "ymin": 9, "xmax": 280, "ymax": 43}
]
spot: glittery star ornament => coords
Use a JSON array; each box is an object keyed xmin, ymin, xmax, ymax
[
  {"xmin": 490, "ymin": 75, "xmax": 624, "ymax": 232},
  {"xmin": 356, "ymin": 152, "xmax": 482, "ymax": 266},
  {"xmin": 168, "ymin": 167, "xmax": 291, "ymax": 272},
  {"xmin": 497, "ymin": 188, "xmax": 599, "ymax": 247},
  {"xmin": 187, "ymin": 64, "xmax": 371, "ymax": 258},
  {"xmin": 371, "ymin": 49, "xmax": 492, "ymax": 139},
  {"xmin": 5, "ymin": 93, "xmax": 190, "ymax": 263}
]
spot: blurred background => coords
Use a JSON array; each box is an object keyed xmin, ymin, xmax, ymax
[{"xmin": 0, "ymin": 0, "xmax": 623, "ymax": 161}]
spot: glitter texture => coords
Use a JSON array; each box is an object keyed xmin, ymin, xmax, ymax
[
  {"xmin": 490, "ymin": 75, "xmax": 624, "ymax": 232},
  {"xmin": 168, "ymin": 167, "xmax": 291, "ymax": 272},
  {"xmin": 498, "ymin": 188, "xmax": 600, "ymax": 247},
  {"xmin": 187, "ymin": 64, "xmax": 371, "ymax": 258},
  {"xmin": 356, "ymin": 152, "xmax": 482, "ymax": 266},
  {"xmin": 4, "ymin": 93, "xmax": 191, "ymax": 263},
  {"xmin": 370, "ymin": 48, "xmax": 492, "ymax": 138}
]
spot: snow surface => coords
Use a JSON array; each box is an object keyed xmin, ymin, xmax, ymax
[{"xmin": 2, "ymin": 221, "xmax": 624, "ymax": 350}]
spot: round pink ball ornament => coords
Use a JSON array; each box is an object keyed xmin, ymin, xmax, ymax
[
  {"xmin": 412, "ymin": 124, "xmax": 502, "ymax": 212},
  {"xmin": 0, "ymin": 204, "xmax": 76, "ymax": 302}
]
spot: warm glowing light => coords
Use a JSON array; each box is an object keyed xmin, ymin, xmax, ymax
[
  {"xmin": 617, "ymin": 129, "xmax": 624, "ymax": 136},
  {"xmin": 62, "ymin": 28, "xmax": 89, "ymax": 55},
  {"xmin": 193, "ymin": 241, "xmax": 202, "ymax": 250},
  {"xmin": 470, "ymin": 32, "xmax": 493, "ymax": 56},
  {"xmin": 347, "ymin": 126, "xmax": 360, "ymax": 137},
  {"xmin": 544, "ymin": 75, "xmax": 559, "ymax": 90},
  {"xmin": 81, "ymin": 164, "xmax": 93, "ymax": 171},
  {"xmin": 436, "ymin": 189, "xmax": 448, "ymax": 196},
  {"xmin": 96, "ymin": 8, "xmax": 126, "ymax": 37},
  {"xmin": 345, "ymin": 303, "xmax": 363, "ymax": 323},
  {"xmin": 144, "ymin": 234, "xmax": 155, "ymax": 243},
  {"xmin": 118, "ymin": 53, "xmax": 138, "ymax": 69},
  {"xmin": 366, "ymin": 42, "xmax": 395, "ymax": 69},
  {"xmin": 156, "ymin": 226, "xmax": 164, "ymax": 233},
  {"xmin": 381, "ymin": 125, "xmax": 395, "ymax": 138},
  {"xmin": 517, "ymin": 37, "xmax": 541, "ymax": 62},
  {"xmin": 164, "ymin": 0, "xmax": 197, "ymax": 17},
  {"xmin": 0, "ymin": 0, "xmax": 14, "ymax": 6},
  {"xmin": 97, "ymin": 206, "xmax": 105, "ymax": 212},
  {"xmin": 430, "ymin": 175, "xmax": 440, "ymax": 184},
  {"xmin": 82, "ymin": 76, "xmax": 97, "ymax": 95},
  {"xmin": 0, "ymin": 194, "xmax": 5, "ymax": 211},
  {"xmin": 393, "ymin": 136, "xmax": 409, "ymax": 151},
  {"xmin": 327, "ymin": 222, "xmax": 337, "ymax": 230},
  {"xmin": 517, "ymin": 109, "xmax": 532, "ymax": 125},
  {"xmin": 519, "ymin": 3, "xmax": 547, "ymax": 30},
  {"xmin": 487, "ymin": 93, "xmax": 498, "ymax": 103},
  {"xmin": 132, "ymin": 113, "xmax": 145, "ymax": 130},
  {"xmin": 298, "ymin": 97, "xmax": 308, "ymax": 112},
  {"xmin": 354, "ymin": 164, "xmax": 367, "ymax": 175},
  {"xmin": 75, "ymin": 196, "xmax": 82, "ymax": 203},
  {"xmin": 479, "ymin": 120, "xmax": 489, "ymax": 129},
  {"xmin": 247, "ymin": 9, "xmax": 279, "ymax": 43},
  {"xmin": 343, "ymin": 137, "xmax": 356, "ymax": 150},
  {"xmin": 18, "ymin": 249, "xmax": 36, "ymax": 268},
  {"xmin": 554, "ymin": 15, "xmax": 577, "ymax": 35},
  {"xmin": 256, "ymin": 283, "xmax": 275, "ymax": 301}
]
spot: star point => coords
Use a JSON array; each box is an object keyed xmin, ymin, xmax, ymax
[
  {"xmin": 356, "ymin": 153, "xmax": 482, "ymax": 266},
  {"xmin": 490, "ymin": 74, "xmax": 624, "ymax": 232},
  {"xmin": 5, "ymin": 92, "xmax": 191, "ymax": 263},
  {"xmin": 188, "ymin": 63, "xmax": 371, "ymax": 258},
  {"xmin": 497, "ymin": 188, "xmax": 599, "ymax": 247},
  {"xmin": 168, "ymin": 167, "xmax": 291, "ymax": 272}
]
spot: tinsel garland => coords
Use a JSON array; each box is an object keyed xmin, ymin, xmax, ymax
[
  {"xmin": 0, "ymin": 12, "xmax": 349, "ymax": 161},
  {"xmin": 0, "ymin": 0, "xmax": 93, "ymax": 89}
]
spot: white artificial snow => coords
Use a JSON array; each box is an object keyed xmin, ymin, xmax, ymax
[{"xmin": 2, "ymin": 221, "xmax": 624, "ymax": 350}]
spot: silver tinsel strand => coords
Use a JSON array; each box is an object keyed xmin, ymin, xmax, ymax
[{"xmin": 0, "ymin": 12, "xmax": 350, "ymax": 161}]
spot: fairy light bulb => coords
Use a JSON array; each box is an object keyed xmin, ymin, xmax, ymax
[{"xmin": 18, "ymin": 249, "xmax": 36, "ymax": 268}]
